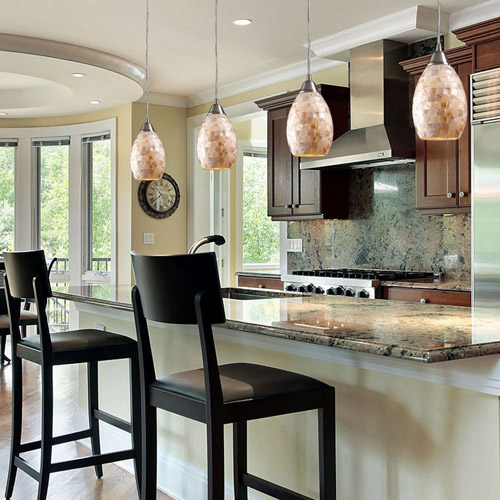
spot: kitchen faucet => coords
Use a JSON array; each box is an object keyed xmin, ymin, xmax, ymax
[{"xmin": 188, "ymin": 234, "xmax": 226, "ymax": 254}]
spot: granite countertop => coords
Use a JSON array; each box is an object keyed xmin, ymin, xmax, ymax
[
  {"xmin": 53, "ymin": 285, "xmax": 499, "ymax": 364},
  {"xmin": 235, "ymin": 271, "xmax": 281, "ymax": 279},
  {"xmin": 379, "ymin": 278, "xmax": 471, "ymax": 292}
]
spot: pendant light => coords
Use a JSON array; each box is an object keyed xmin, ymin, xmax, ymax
[
  {"xmin": 286, "ymin": 0, "xmax": 333, "ymax": 157},
  {"xmin": 130, "ymin": 0, "xmax": 166, "ymax": 180},
  {"xmin": 197, "ymin": 0, "xmax": 237, "ymax": 170},
  {"xmin": 412, "ymin": 0, "xmax": 467, "ymax": 141}
]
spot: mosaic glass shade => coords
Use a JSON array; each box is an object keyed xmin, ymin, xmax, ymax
[
  {"xmin": 412, "ymin": 62, "xmax": 467, "ymax": 141},
  {"xmin": 197, "ymin": 108, "xmax": 237, "ymax": 170},
  {"xmin": 130, "ymin": 124, "xmax": 166, "ymax": 180},
  {"xmin": 286, "ymin": 86, "xmax": 334, "ymax": 157}
]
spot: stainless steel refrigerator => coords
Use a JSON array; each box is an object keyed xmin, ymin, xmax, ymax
[{"xmin": 471, "ymin": 68, "xmax": 500, "ymax": 309}]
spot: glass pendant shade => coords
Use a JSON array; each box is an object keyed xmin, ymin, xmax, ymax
[
  {"xmin": 412, "ymin": 53, "xmax": 467, "ymax": 141},
  {"xmin": 197, "ymin": 103, "xmax": 237, "ymax": 170},
  {"xmin": 287, "ymin": 80, "xmax": 334, "ymax": 157},
  {"xmin": 131, "ymin": 121, "xmax": 166, "ymax": 180}
]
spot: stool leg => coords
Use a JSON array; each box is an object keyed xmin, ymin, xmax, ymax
[
  {"xmin": 319, "ymin": 390, "xmax": 336, "ymax": 500},
  {"xmin": 130, "ymin": 355, "xmax": 142, "ymax": 497},
  {"xmin": 1, "ymin": 334, "xmax": 6, "ymax": 365},
  {"xmin": 141, "ymin": 402, "xmax": 157, "ymax": 500},
  {"xmin": 207, "ymin": 418, "xmax": 224, "ymax": 500},
  {"xmin": 233, "ymin": 421, "xmax": 248, "ymax": 500},
  {"xmin": 38, "ymin": 364, "xmax": 54, "ymax": 500},
  {"xmin": 88, "ymin": 361, "xmax": 103, "ymax": 478},
  {"xmin": 5, "ymin": 356, "xmax": 22, "ymax": 499}
]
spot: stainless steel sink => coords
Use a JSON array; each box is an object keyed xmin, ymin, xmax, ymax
[{"xmin": 220, "ymin": 287, "xmax": 305, "ymax": 301}]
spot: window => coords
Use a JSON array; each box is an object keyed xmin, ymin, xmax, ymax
[
  {"xmin": 242, "ymin": 152, "xmax": 280, "ymax": 270},
  {"xmin": 83, "ymin": 134, "xmax": 112, "ymax": 278},
  {"xmin": 0, "ymin": 141, "xmax": 16, "ymax": 252},
  {"xmin": 35, "ymin": 138, "xmax": 70, "ymax": 275}
]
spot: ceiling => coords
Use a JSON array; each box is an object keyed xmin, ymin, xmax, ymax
[{"xmin": 0, "ymin": 0, "xmax": 495, "ymax": 116}]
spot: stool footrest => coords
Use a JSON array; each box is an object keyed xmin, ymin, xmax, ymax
[
  {"xmin": 242, "ymin": 473, "xmax": 314, "ymax": 500},
  {"xmin": 94, "ymin": 409, "xmax": 131, "ymax": 433},
  {"xmin": 19, "ymin": 429, "xmax": 93, "ymax": 453},
  {"xmin": 50, "ymin": 449, "xmax": 135, "ymax": 473},
  {"xmin": 14, "ymin": 456, "xmax": 40, "ymax": 481}
]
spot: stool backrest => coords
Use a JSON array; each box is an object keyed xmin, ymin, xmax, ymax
[
  {"xmin": 131, "ymin": 252, "xmax": 225, "ymax": 325},
  {"xmin": 3, "ymin": 250, "xmax": 52, "ymax": 300},
  {"xmin": 3, "ymin": 250, "xmax": 53, "ymax": 351},
  {"xmin": 131, "ymin": 252, "xmax": 226, "ymax": 406}
]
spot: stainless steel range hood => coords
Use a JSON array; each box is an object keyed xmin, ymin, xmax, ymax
[{"xmin": 302, "ymin": 40, "xmax": 415, "ymax": 170}]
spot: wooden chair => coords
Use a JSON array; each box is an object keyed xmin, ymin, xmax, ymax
[
  {"xmin": 131, "ymin": 251, "xmax": 336, "ymax": 500},
  {"xmin": 3, "ymin": 250, "xmax": 142, "ymax": 500}
]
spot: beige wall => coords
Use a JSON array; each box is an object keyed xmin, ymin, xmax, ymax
[
  {"xmin": 80, "ymin": 308, "xmax": 500, "ymax": 500},
  {"xmin": 131, "ymin": 103, "xmax": 187, "ymax": 257},
  {"xmin": 0, "ymin": 105, "xmax": 134, "ymax": 284}
]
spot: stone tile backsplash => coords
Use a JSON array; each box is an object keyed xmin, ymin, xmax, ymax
[{"xmin": 287, "ymin": 165, "xmax": 471, "ymax": 280}]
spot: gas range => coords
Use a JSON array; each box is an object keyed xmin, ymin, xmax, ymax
[{"xmin": 282, "ymin": 268, "xmax": 441, "ymax": 299}]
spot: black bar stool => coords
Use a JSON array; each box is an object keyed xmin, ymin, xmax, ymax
[
  {"xmin": 131, "ymin": 251, "xmax": 336, "ymax": 500},
  {"xmin": 3, "ymin": 250, "xmax": 142, "ymax": 500}
]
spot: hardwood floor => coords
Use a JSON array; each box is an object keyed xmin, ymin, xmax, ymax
[{"xmin": 0, "ymin": 340, "xmax": 173, "ymax": 500}]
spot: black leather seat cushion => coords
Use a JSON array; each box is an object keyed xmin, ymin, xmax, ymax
[
  {"xmin": 152, "ymin": 363, "xmax": 329, "ymax": 403},
  {"xmin": 21, "ymin": 329, "xmax": 136, "ymax": 352}
]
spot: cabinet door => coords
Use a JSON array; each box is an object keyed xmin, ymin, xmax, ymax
[
  {"xmin": 291, "ymin": 157, "xmax": 321, "ymax": 216},
  {"xmin": 458, "ymin": 61, "xmax": 472, "ymax": 208},
  {"xmin": 267, "ymin": 107, "xmax": 293, "ymax": 217}
]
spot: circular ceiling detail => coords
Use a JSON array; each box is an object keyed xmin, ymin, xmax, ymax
[{"xmin": 0, "ymin": 33, "xmax": 145, "ymax": 118}]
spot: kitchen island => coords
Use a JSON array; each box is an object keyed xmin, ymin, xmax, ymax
[{"xmin": 55, "ymin": 285, "xmax": 500, "ymax": 500}]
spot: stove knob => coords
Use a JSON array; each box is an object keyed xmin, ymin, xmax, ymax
[
  {"xmin": 344, "ymin": 288, "xmax": 355, "ymax": 297},
  {"xmin": 307, "ymin": 283, "xmax": 315, "ymax": 293},
  {"xmin": 285, "ymin": 284, "xmax": 297, "ymax": 292},
  {"xmin": 315, "ymin": 286, "xmax": 325, "ymax": 294},
  {"xmin": 298, "ymin": 285, "xmax": 308, "ymax": 293},
  {"xmin": 335, "ymin": 286, "xmax": 345, "ymax": 296},
  {"xmin": 326, "ymin": 287, "xmax": 336, "ymax": 295},
  {"xmin": 358, "ymin": 289, "xmax": 370, "ymax": 298}
]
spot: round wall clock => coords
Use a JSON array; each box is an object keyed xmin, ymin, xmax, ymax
[{"xmin": 138, "ymin": 173, "xmax": 181, "ymax": 219}]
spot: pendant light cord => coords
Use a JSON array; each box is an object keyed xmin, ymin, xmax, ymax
[
  {"xmin": 145, "ymin": 0, "xmax": 150, "ymax": 122},
  {"xmin": 215, "ymin": 0, "xmax": 219, "ymax": 103},
  {"xmin": 436, "ymin": 0, "xmax": 442, "ymax": 51},
  {"xmin": 307, "ymin": 0, "xmax": 312, "ymax": 81}
]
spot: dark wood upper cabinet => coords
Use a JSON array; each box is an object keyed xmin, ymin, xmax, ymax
[
  {"xmin": 401, "ymin": 46, "xmax": 472, "ymax": 215},
  {"xmin": 256, "ymin": 85, "xmax": 350, "ymax": 221}
]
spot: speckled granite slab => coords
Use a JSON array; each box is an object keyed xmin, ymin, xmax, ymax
[{"xmin": 54, "ymin": 285, "xmax": 499, "ymax": 364}]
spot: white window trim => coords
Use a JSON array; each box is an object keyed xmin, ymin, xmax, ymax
[{"xmin": 0, "ymin": 118, "xmax": 117, "ymax": 285}]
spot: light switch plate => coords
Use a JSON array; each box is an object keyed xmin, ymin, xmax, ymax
[
  {"xmin": 95, "ymin": 323, "xmax": 106, "ymax": 331},
  {"xmin": 287, "ymin": 239, "xmax": 302, "ymax": 252},
  {"xmin": 144, "ymin": 233, "xmax": 154, "ymax": 245}
]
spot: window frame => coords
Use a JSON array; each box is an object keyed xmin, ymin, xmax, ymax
[
  {"xmin": 235, "ymin": 141, "xmax": 281, "ymax": 274},
  {"xmin": 0, "ymin": 118, "xmax": 117, "ymax": 285},
  {"xmin": 0, "ymin": 140, "xmax": 18, "ymax": 252}
]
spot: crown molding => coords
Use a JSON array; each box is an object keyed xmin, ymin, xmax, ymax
[
  {"xmin": 449, "ymin": 0, "xmax": 500, "ymax": 30},
  {"xmin": 311, "ymin": 6, "xmax": 448, "ymax": 61},
  {"xmin": 185, "ymin": 57, "xmax": 343, "ymax": 108},
  {"xmin": 136, "ymin": 92, "xmax": 188, "ymax": 108}
]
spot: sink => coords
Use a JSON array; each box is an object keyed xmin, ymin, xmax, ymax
[{"xmin": 221, "ymin": 287, "xmax": 303, "ymax": 301}]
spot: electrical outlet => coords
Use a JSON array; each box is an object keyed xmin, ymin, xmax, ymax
[
  {"xmin": 144, "ymin": 233, "xmax": 154, "ymax": 245},
  {"xmin": 95, "ymin": 323, "xmax": 106, "ymax": 331},
  {"xmin": 287, "ymin": 239, "xmax": 302, "ymax": 252}
]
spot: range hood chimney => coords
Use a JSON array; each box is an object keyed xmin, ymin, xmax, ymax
[{"xmin": 302, "ymin": 40, "xmax": 415, "ymax": 170}]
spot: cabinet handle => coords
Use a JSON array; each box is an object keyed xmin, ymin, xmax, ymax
[
  {"xmin": 459, "ymin": 191, "xmax": 467, "ymax": 198},
  {"xmin": 446, "ymin": 192, "xmax": 455, "ymax": 199},
  {"xmin": 258, "ymin": 284, "xmax": 265, "ymax": 289},
  {"xmin": 284, "ymin": 204, "xmax": 292, "ymax": 209},
  {"xmin": 420, "ymin": 298, "xmax": 427, "ymax": 304},
  {"xmin": 293, "ymin": 204, "xmax": 299, "ymax": 208}
]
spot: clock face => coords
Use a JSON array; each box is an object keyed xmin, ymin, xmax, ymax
[{"xmin": 138, "ymin": 173, "xmax": 180, "ymax": 219}]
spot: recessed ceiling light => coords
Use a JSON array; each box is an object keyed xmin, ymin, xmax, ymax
[
  {"xmin": 233, "ymin": 19, "xmax": 252, "ymax": 26},
  {"xmin": 89, "ymin": 100, "xmax": 101, "ymax": 105},
  {"xmin": 72, "ymin": 73, "xmax": 86, "ymax": 78},
  {"xmin": 0, "ymin": 112, "xmax": 8, "ymax": 116}
]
